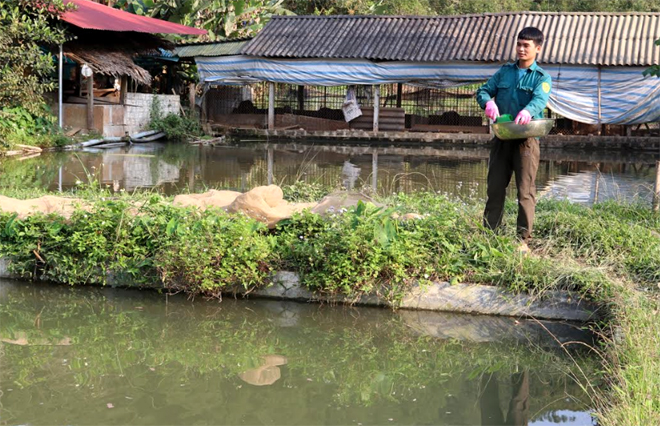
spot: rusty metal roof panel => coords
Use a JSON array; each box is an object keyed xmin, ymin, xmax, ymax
[{"xmin": 241, "ymin": 13, "xmax": 660, "ymax": 66}]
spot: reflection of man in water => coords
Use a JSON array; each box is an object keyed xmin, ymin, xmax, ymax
[{"xmin": 480, "ymin": 370, "xmax": 530, "ymax": 425}]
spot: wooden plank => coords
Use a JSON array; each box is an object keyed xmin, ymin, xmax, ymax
[
  {"xmin": 350, "ymin": 107, "xmax": 405, "ymax": 131},
  {"xmin": 211, "ymin": 113, "xmax": 348, "ymax": 131},
  {"xmin": 410, "ymin": 124, "xmax": 489, "ymax": 134}
]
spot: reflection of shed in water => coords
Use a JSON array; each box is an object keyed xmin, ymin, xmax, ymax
[
  {"xmin": 101, "ymin": 153, "xmax": 181, "ymax": 190},
  {"xmin": 540, "ymin": 168, "xmax": 655, "ymax": 205}
]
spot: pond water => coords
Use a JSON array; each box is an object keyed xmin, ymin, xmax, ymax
[
  {"xmin": 0, "ymin": 141, "xmax": 657, "ymax": 204},
  {"xmin": 0, "ymin": 279, "xmax": 598, "ymax": 425}
]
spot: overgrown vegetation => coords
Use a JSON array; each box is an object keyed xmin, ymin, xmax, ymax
[
  {"xmin": 0, "ymin": 0, "xmax": 73, "ymax": 148},
  {"xmin": 149, "ymin": 96, "xmax": 203, "ymax": 142},
  {"xmin": 0, "ymin": 106, "xmax": 69, "ymax": 149},
  {"xmin": 1, "ymin": 189, "xmax": 656, "ymax": 304}
]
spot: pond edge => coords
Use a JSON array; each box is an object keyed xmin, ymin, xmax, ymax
[{"xmin": 0, "ymin": 257, "xmax": 600, "ymax": 321}]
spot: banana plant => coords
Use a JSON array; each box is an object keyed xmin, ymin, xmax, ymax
[
  {"xmin": 192, "ymin": 0, "xmax": 294, "ymax": 40},
  {"xmin": 113, "ymin": 0, "xmax": 293, "ymax": 41}
]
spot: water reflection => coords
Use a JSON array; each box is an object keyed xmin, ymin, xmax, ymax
[
  {"xmin": 0, "ymin": 141, "xmax": 656, "ymax": 205},
  {"xmin": 239, "ymin": 355, "xmax": 288, "ymax": 386},
  {"xmin": 0, "ymin": 279, "xmax": 598, "ymax": 425}
]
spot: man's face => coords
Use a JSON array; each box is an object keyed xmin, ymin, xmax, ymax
[{"xmin": 516, "ymin": 38, "xmax": 541, "ymax": 61}]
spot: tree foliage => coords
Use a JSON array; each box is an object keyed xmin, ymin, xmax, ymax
[
  {"xmin": 0, "ymin": 0, "xmax": 72, "ymax": 116},
  {"xmin": 644, "ymin": 39, "xmax": 660, "ymax": 78},
  {"xmin": 284, "ymin": 0, "xmax": 660, "ymax": 15},
  {"xmin": 114, "ymin": 0, "xmax": 293, "ymax": 40}
]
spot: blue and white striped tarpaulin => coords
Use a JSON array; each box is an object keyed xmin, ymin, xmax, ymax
[{"xmin": 196, "ymin": 56, "xmax": 660, "ymax": 125}]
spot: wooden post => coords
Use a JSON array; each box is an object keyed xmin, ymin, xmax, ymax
[
  {"xmin": 396, "ymin": 83, "xmax": 402, "ymax": 108},
  {"xmin": 373, "ymin": 85, "xmax": 380, "ymax": 133},
  {"xmin": 297, "ymin": 85, "xmax": 304, "ymax": 111},
  {"xmin": 653, "ymin": 160, "xmax": 660, "ymax": 212},
  {"xmin": 597, "ymin": 65, "xmax": 602, "ymax": 136},
  {"xmin": 77, "ymin": 65, "xmax": 83, "ymax": 97},
  {"xmin": 268, "ymin": 82, "xmax": 275, "ymax": 130},
  {"xmin": 87, "ymin": 72, "xmax": 94, "ymax": 132},
  {"xmin": 119, "ymin": 76, "xmax": 128, "ymax": 105}
]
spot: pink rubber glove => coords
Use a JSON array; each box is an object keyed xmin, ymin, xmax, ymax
[
  {"xmin": 485, "ymin": 100, "xmax": 500, "ymax": 121},
  {"xmin": 515, "ymin": 110, "xmax": 531, "ymax": 125}
]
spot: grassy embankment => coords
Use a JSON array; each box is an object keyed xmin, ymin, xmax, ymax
[{"xmin": 0, "ymin": 184, "xmax": 658, "ymax": 423}]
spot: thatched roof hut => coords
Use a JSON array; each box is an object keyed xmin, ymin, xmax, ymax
[
  {"xmin": 63, "ymin": 30, "xmax": 168, "ymax": 86},
  {"xmin": 58, "ymin": 0, "xmax": 206, "ymax": 87}
]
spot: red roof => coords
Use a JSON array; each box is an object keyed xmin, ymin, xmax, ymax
[{"xmin": 62, "ymin": 0, "xmax": 207, "ymax": 35}]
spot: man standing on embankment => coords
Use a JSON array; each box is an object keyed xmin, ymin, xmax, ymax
[{"xmin": 476, "ymin": 27, "xmax": 552, "ymax": 253}]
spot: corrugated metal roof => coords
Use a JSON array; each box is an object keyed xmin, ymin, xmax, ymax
[
  {"xmin": 173, "ymin": 39, "xmax": 251, "ymax": 58},
  {"xmin": 241, "ymin": 13, "xmax": 660, "ymax": 66},
  {"xmin": 62, "ymin": 0, "xmax": 206, "ymax": 35}
]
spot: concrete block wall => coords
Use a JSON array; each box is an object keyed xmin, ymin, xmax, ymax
[
  {"xmin": 102, "ymin": 104, "xmax": 127, "ymax": 137},
  {"xmin": 124, "ymin": 93, "xmax": 180, "ymax": 136},
  {"xmin": 61, "ymin": 93, "xmax": 181, "ymax": 138}
]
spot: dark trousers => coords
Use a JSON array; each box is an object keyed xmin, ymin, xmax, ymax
[{"xmin": 483, "ymin": 137, "xmax": 540, "ymax": 241}]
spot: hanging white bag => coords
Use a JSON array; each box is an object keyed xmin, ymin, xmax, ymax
[{"xmin": 342, "ymin": 86, "xmax": 362, "ymax": 122}]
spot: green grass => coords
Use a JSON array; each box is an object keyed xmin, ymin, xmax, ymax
[{"xmin": 596, "ymin": 290, "xmax": 660, "ymax": 426}]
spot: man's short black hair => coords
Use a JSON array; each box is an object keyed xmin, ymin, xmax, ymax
[{"xmin": 518, "ymin": 27, "xmax": 544, "ymax": 46}]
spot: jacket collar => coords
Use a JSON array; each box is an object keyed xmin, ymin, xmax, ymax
[{"xmin": 516, "ymin": 60, "xmax": 538, "ymax": 72}]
